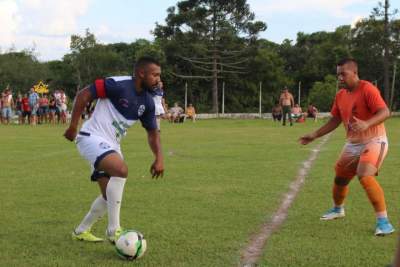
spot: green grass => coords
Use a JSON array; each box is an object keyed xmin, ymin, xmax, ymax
[
  {"xmin": 0, "ymin": 118, "xmax": 398, "ymax": 266},
  {"xmin": 263, "ymin": 119, "xmax": 400, "ymax": 267}
]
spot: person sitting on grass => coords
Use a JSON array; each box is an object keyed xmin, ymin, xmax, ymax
[
  {"xmin": 291, "ymin": 104, "xmax": 304, "ymax": 122},
  {"xmin": 272, "ymin": 102, "xmax": 282, "ymax": 122},
  {"xmin": 185, "ymin": 103, "xmax": 196, "ymax": 122},
  {"xmin": 169, "ymin": 102, "xmax": 184, "ymax": 123},
  {"xmin": 307, "ymin": 103, "xmax": 318, "ymax": 122}
]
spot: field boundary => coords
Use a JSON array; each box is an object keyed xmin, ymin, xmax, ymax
[{"xmin": 239, "ymin": 134, "xmax": 331, "ymax": 267}]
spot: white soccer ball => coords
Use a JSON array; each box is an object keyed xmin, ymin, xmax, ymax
[{"xmin": 115, "ymin": 230, "xmax": 147, "ymax": 260}]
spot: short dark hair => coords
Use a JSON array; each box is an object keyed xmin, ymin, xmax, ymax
[
  {"xmin": 134, "ymin": 56, "xmax": 160, "ymax": 71},
  {"xmin": 337, "ymin": 58, "xmax": 358, "ymax": 68}
]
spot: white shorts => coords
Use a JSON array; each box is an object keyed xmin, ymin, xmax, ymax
[
  {"xmin": 155, "ymin": 102, "xmax": 165, "ymax": 116},
  {"xmin": 76, "ymin": 132, "xmax": 122, "ymax": 171}
]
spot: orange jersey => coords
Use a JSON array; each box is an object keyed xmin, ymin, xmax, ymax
[{"xmin": 331, "ymin": 80, "xmax": 387, "ymax": 143}]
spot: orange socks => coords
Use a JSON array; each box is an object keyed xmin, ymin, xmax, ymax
[
  {"xmin": 333, "ymin": 184, "xmax": 349, "ymax": 207},
  {"xmin": 359, "ymin": 176, "xmax": 387, "ymax": 217}
]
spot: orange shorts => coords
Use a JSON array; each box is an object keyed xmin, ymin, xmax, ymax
[{"xmin": 334, "ymin": 136, "xmax": 388, "ymax": 179}]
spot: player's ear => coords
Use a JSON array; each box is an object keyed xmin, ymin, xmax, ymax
[{"xmin": 137, "ymin": 69, "xmax": 145, "ymax": 79}]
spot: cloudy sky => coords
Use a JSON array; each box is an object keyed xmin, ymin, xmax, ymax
[{"xmin": 0, "ymin": 0, "xmax": 395, "ymax": 61}]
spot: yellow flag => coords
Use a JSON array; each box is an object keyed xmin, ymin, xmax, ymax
[{"xmin": 33, "ymin": 81, "xmax": 49, "ymax": 94}]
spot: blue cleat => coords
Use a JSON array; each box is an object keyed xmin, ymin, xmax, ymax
[{"xmin": 375, "ymin": 218, "xmax": 395, "ymax": 236}]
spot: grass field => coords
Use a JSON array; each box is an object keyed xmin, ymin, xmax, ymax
[{"xmin": 0, "ymin": 118, "xmax": 398, "ymax": 267}]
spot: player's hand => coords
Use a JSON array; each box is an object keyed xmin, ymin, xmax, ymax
[
  {"xmin": 298, "ymin": 132, "xmax": 317, "ymax": 145},
  {"xmin": 351, "ymin": 116, "xmax": 369, "ymax": 132},
  {"xmin": 150, "ymin": 160, "xmax": 164, "ymax": 179},
  {"xmin": 64, "ymin": 126, "xmax": 77, "ymax": 141}
]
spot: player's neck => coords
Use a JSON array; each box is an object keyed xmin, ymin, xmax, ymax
[
  {"xmin": 135, "ymin": 79, "xmax": 144, "ymax": 93},
  {"xmin": 347, "ymin": 79, "xmax": 360, "ymax": 92}
]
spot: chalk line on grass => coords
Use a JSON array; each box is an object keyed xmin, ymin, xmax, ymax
[{"xmin": 239, "ymin": 134, "xmax": 331, "ymax": 267}]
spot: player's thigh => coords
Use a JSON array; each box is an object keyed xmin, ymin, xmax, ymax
[
  {"xmin": 76, "ymin": 134, "xmax": 127, "ymax": 177},
  {"xmin": 357, "ymin": 137, "xmax": 388, "ymax": 177},
  {"xmin": 97, "ymin": 152, "xmax": 128, "ymax": 178},
  {"xmin": 335, "ymin": 144, "xmax": 360, "ymax": 179}
]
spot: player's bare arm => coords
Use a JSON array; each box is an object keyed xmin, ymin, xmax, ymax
[
  {"xmin": 64, "ymin": 87, "xmax": 93, "ymax": 141},
  {"xmin": 351, "ymin": 107, "xmax": 390, "ymax": 133},
  {"xmin": 147, "ymin": 129, "xmax": 164, "ymax": 178},
  {"xmin": 299, "ymin": 116, "xmax": 342, "ymax": 145}
]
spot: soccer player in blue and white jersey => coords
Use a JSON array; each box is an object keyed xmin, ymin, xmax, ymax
[
  {"xmin": 150, "ymin": 81, "xmax": 167, "ymax": 130},
  {"xmin": 64, "ymin": 56, "xmax": 164, "ymax": 243}
]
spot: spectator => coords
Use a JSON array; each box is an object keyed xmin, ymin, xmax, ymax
[
  {"xmin": 15, "ymin": 93, "xmax": 23, "ymax": 125},
  {"xmin": 38, "ymin": 94, "xmax": 49, "ymax": 124},
  {"xmin": 0, "ymin": 91, "xmax": 2, "ymax": 124},
  {"xmin": 279, "ymin": 87, "xmax": 294, "ymax": 126},
  {"xmin": 169, "ymin": 102, "xmax": 184, "ymax": 123},
  {"xmin": 21, "ymin": 93, "xmax": 31, "ymax": 124},
  {"xmin": 54, "ymin": 89, "xmax": 62, "ymax": 123},
  {"xmin": 28, "ymin": 87, "xmax": 39, "ymax": 125},
  {"xmin": 185, "ymin": 103, "xmax": 196, "ymax": 122},
  {"xmin": 59, "ymin": 89, "xmax": 68, "ymax": 124},
  {"xmin": 48, "ymin": 95, "xmax": 57, "ymax": 124},
  {"xmin": 307, "ymin": 103, "xmax": 318, "ymax": 122},
  {"xmin": 163, "ymin": 102, "xmax": 171, "ymax": 121},
  {"xmin": 1, "ymin": 88, "xmax": 14, "ymax": 124},
  {"xmin": 271, "ymin": 102, "xmax": 282, "ymax": 122},
  {"xmin": 291, "ymin": 104, "xmax": 304, "ymax": 122}
]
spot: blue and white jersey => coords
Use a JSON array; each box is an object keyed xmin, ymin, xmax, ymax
[
  {"xmin": 80, "ymin": 76, "xmax": 157, "ymax": 144},
  {"xmin": 149, "ymin": 87, "xmax": 165, "ymax": 116},
  {"xmin": 29, "ymin": 92, "xmax": 39, "ymax": 107}
]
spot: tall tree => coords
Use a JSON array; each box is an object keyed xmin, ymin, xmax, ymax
[
  {"xmin": 0, "ymin": 50, "xmax": 49, "ymax": 92},
  {"xmin": 154, "ymin": 0, "xmax": 266, "ymax": 112},
  {"xmin": 66, "ymin": 29, "xmax": 125, "ymax": 93},
  {"xmin": 370, "ymin": 0, "xmax": 398, "ymax": 103}
]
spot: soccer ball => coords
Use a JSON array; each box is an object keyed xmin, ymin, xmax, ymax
[{"xmin": 115, "ymin": 230, "xmax": 147, "ymax": 260}]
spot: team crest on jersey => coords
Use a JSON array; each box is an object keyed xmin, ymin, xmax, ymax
[
  {"xmin": 99, "ymin": 142, "xmax": 111, "ymax": 150},
  {"xmin": 119, "ymin": 98, "xmax": 129, "ymax": 108},
  {"xmin": 138, "ymin": 105, "xmax": 145, "ymax": 116}
]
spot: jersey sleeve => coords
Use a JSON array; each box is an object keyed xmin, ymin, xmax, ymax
[
  {"xmin": 365, "ymin": 85, "xmax": 387, "ymax": 114},
  {"xmin": 88, "ymin": 78, "xmax": 118, "ymax": 99},
  {"xmin": 330, "ymin": 93, "xmax": 341, "ymax": 119},
  {"xmin": 140, "ymin": 97, "xmax": 157, "ymax": 131}
]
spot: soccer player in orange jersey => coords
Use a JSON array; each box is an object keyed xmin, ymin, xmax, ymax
[{"xmin": 299, "ymin": 58, "xmax": 394, "ymax": 236}]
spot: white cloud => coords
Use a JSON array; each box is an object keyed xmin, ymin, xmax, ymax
[
  {"xmin": 248, "ymin": 0, "xmax": 374, "ymax": 19},
  {"xmin": 0, "ymin": 0, "xmax": 91, "ymax": 60},
  {"xmin": 20, "ymin": 0, "xmax": 91, "ymax": 36},
  {"xmin": 94, "ymin": 23, "xmax": 154, "ymax": 45},
  {"xmin": 351, "ymin": 15, "xmax": 364, "ymax": 28},
  {"xmin": 0, "ymin": 0, "xmax": 21, "ymax": 48}
]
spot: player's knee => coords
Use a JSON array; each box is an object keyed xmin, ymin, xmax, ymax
[
  {"xmin": 357, "ymin": 170, "xmax": 376, "ymax": 179},
  {"xmin": 334, "ymin": 176, "xmax": 351, "ymax": 186},
  {"xmin": 115, "ymin": 164, "xmax": 128, "ymax": 178}
]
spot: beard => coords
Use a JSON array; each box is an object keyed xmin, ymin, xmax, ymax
[{"xmin": 141, "ymin": 80, "xmax": 156, "ymax": 91}]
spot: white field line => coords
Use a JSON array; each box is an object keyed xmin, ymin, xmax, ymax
[{"xmin": 239, "ymin": 134, "xmax": 331, "ymax": 267}]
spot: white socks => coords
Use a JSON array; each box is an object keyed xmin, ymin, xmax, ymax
[
  {"xmin": 75, "ymin": 195, "xmax": 107, "ymax": 234},
  {"xmin": 106, "ymin": 177, "xmax": 126, "ymax": 234}
]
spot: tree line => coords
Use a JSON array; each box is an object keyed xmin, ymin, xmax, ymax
[{"xmin": 0, "ymin": 0, "xmax": 399, "ymax": 112}]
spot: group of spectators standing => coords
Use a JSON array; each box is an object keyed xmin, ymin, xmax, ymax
[
  {"xmin": 0, "ymin": 87, "xmax": 68, "ymax": 125},
  {"xmin": 4, "ymin": 84, "xmax": 318, "ymax": 127},
  {"xmin": 272, "ymin": 86, "xmax": 318, "ymax": 125}
]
